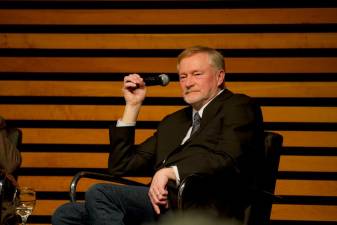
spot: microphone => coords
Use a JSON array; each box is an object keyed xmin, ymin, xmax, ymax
[{"xmin": 143, "ymin": 74, "xmax": 170, "ymax": 86}]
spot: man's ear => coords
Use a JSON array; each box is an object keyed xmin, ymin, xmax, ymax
[{"xmin": 217, "ymin": 70, "xmax": 225, "ymax": 86}]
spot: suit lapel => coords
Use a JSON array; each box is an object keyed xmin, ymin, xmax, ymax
[
  {"xmin": 157, "ymin": 107, "xmax": 192, "ymax": 165},
  {"xmin": 159, "ymin": 89, "xmax": 233, "ymax": 165},
  {"xmin": 169, "ymin": 113, "xmax": 192, "ymax": 149},
  {"xmin": 193, "ymin": 89, "xmax": 233, "ymax": 137}
]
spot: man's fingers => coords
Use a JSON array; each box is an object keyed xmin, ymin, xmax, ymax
[
  {"xmin": 124, "ymin": 74, "xmax": 144, "ymax": 88},
  {"xmin": 148, "ymin": 188, "xmax": 168, "ymax": 215},
  {"xmin": 153, "ymin": 203, "xmax": 160, "ymax": 215},
  {"xmin": 124, "ymin": 82, "xmax": 138, "ymax": 89},
  {"xmin": 150, "ymin": 189, "xmax": 167, "ymax": 203},
  {"xmin": 148, "ymin": 193, "xmax": 161, "ymax": 214},
  {"xmin": 148, "ymin": 168, "xmax": 171, "ymax": 214}
]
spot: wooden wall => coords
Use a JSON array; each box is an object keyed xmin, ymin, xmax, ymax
[{"xmin": 0, "ymin": 1, "xmax": 336, "ymax": 224}]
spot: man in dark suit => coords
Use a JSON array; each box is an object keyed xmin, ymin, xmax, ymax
[{"xmin": 52, "ymin": 46, "xmax": 264, "ymax": 225}]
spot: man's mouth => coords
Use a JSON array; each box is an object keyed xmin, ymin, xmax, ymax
[{"xmin": 184, "ymin": 90, "xmax": 198, "ymax": 95}]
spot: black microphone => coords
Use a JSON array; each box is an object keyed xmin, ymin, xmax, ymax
[{"xmin": 143, "ymin": 74, "xmax": 170, "ymax": 86}]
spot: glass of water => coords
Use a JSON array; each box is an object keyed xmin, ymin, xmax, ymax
[{"xmin": 14, "ymin": 187, "xmax": 36, "ymax": 225}]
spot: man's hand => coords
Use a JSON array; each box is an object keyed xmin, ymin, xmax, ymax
[
  {"xmin": 121, "ymin": 74, "xmax": 146, "ymax": 124},
  {"xmin": 148, "ymin": 167, "xmax": 176, "ymax": 214},
  {"xmin": 123, "ymin": 74, "xmax": 146, "ymax": 107}
]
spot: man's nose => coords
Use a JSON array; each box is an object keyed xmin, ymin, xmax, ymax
[{"xmin": 185, "ymin": 76, "xmax": 194, "ymax": 87}]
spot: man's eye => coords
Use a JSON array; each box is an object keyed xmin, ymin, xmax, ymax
[{"xmin": 179, "ymin": 75, "xmax": 186, "ymax": 79}]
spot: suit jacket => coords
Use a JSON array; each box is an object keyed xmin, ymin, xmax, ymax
[{"xmin": 108, "ymin": 89, "xmax": 264, "ymax": 216}]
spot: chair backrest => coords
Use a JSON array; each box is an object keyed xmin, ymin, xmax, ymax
[
  {"xmin": 262, "ymin": 131, "xmax": 283, "ymax": 195},
  {"xmin": 246, "ymin": 131, "xmax": 283, "ymax": 225}
]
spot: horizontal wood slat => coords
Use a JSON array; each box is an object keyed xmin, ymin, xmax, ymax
[
  {"xmin": 2, "ymin": 81, "xmax": 337, "ymax": 98},
  {"xmin": 18, "ymin": 176, "xmax": 151, "ymax": 192},
  {"xmin": 2, "ymin": 33, "xmax": 337, "ymax": 49},
  {"xmin": 21, "ymin": 152, "xmax": 337, "ymax": 172},
  {"xmin": 1, "ymin": 105, "xmax": 336, "ymax": 123},
  {"xmin": 0, "ymin": 8, "xmax": 336, "ymax": 25},
  {"xmin": 0, "ymin": 105, "xmax": 183, "ymax": 121},
  {"xmin": 18, "ymin": 176, "xmax": 337, "ymax": 196},
  {"xmin": 263, "ymin": 107, "xmax": 337, "ymax": 123},
  {"xmin": 279, "ymin": 156, "xmax": 337, "ymax": 172},
  {"xmin": 20, "ymin": 128, "xmax": 337, "ymax": 147},
  {"xmin": 271, "ymin": 204, "xmax": 337, "ymax": 221},
  {"xmin": 21, "ymin": 128, "xmax": 154, "ymax": 144},
  {"xmin": 21, "ymin": 152, "xmax": 109, "ymax": 168},
  {"xmin": 277, "ymin": 131, "xmax": 337, "ymax": 148},
  {"xmin": 1, "ymin": 57, "xmax": 337, "ymax": 73},
  {"xmin": 34, "ymin": 200, "xmax": 66, "ymax": 216},
  {"xmin": 275, "ymin": 180, "xmax": 337, "ymax": 196}
]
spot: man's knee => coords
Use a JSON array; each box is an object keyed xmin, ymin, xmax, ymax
[
  {"xmin": 52, "ymin": 202, "xmax": 86, "ymax": 225},
  {"xmin": 85, "ymin": 183, "xmax": 119, "ymax": 206},
  {"xmin": 86, "ymin": 183, "xmax": 106, "ymax": 201},
  {"xmin": 51, "ymin": 203, "xmax": 72, "ymax": 225}
]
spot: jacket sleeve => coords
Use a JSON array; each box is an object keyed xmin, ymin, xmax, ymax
[{"xmin": 108, "ymin": 125, "xmax": 157, "ymax": 176}]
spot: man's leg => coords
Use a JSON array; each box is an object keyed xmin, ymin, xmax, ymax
[
  {"xmin": 52, "ymin": 202, "xmax": 87, "ymax": 225},
  {"xmin": 85, "ymin": 184, "xmax": 156, "ymax": 225}
]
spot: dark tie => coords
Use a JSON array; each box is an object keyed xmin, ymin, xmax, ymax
[{"xmin": 191, "ymin": 112, "xmax": 201, "ymax": 135}]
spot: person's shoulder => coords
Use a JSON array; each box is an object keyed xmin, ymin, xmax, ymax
[
  {"xmin": 221, "ymin": 90, "xmax": 261, "ymax": 112},
  {"xmin": 224, "ymin": 90, "xmax": 255, "ymax": 105},
  {"xmin": 233, "ymin": 93, "xmax": 255, "ymax": 103}
]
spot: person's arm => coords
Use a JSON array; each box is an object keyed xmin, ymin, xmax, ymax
[{"xmin": 108, "ymin": 73, "xmax": 154, "ymax": 175}]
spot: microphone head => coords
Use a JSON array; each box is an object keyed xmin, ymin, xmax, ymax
[{"xmin": 158, "ymin": 74, "xmax": 170, "ymax": 86}]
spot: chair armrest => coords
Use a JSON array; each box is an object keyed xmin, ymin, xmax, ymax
[
  {"xmin": 70, "ymin": 171, "xmax": 147, "ymax": 203},
  {"xmin": 177, "ymin": 174, "xmax": 282, "ymax": 210},
  {"xmin": 177, "ymin": 174, "xmax": 208, "ymax": 209}
]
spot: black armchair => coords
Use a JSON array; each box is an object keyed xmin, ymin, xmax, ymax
[{"xmin": 69, "ymin": 132, "xmax": 283, "ymax": 225}]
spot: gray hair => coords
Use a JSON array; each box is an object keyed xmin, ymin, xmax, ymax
[{"xmin": 177, "ymin": 46, "xmax": 225, "ymax": 72}]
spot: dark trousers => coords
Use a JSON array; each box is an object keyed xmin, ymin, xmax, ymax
[{"xmin": 52, "ymin": 184, "xmax": 157, "ymax": 225}]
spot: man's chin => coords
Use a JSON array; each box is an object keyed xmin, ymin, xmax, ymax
[{"xmin": 183, "ymin": 96, "xmax": 202, "ymax": 106}]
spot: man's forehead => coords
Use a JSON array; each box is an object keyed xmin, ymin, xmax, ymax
[{"xmin": 179, "ymin": 55, "xmax": 212, "ymax": 72}]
